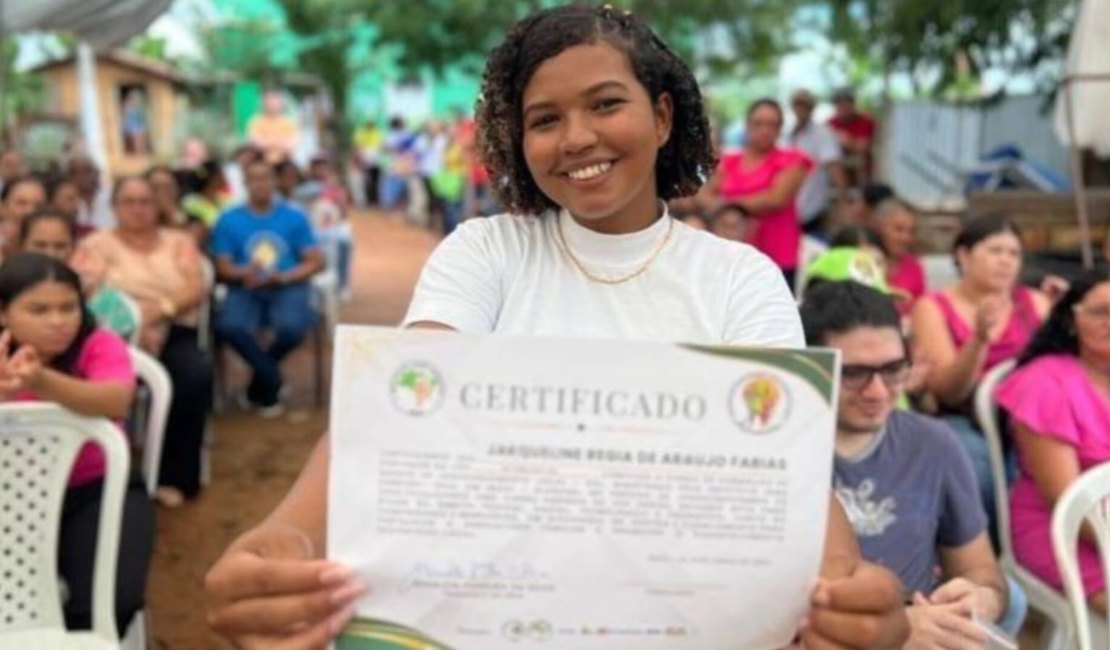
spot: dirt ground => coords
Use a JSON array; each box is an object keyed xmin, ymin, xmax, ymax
[
  {"xmin": 146, "ymin": 212, "xmax": 439, "ymax": 649},
  {"xmin": 146, "ymin": 211, "xmax": 1042, "ymax": 648}
]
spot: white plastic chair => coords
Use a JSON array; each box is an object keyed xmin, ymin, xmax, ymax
[
  {"xmin": 1052, "ymin": 463, "xmax": 1110, "ymax": 650},
  {"xmin": 117, "ymin": 347, "xmax": 172, "ymax": 650},
  {"xmin": 975, "ymin": 359, "xmax": 1075, "ymax": 649},
  {"xmin": 0, "ymin": 403, "xmax": 128, "ymax": 648},
  {"xmin": 126, "ymin": 347, "xmax": 172, "ymax": 497}
]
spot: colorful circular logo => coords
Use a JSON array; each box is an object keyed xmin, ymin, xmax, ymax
[
  {"xmin": 729, "ymin": 373, "xmax": 790, "ymax": 434},
  {"xmin": 390, "ymin": 362, "xmax": 445, "ymax": 416}
]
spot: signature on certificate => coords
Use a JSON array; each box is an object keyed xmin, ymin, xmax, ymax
[{"xmin": 399, "ymin": 560, "xmax": 550, "ymax": 592}]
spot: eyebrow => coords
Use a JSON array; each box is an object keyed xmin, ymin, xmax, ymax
[{"xmin": 523, "ymin": 80, "xmax": 631, "ymax": 117}]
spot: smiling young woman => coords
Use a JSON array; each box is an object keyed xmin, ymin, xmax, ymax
[{"xmin": 204, "ymin": 6, "xmax": 909, "ymax": 649}]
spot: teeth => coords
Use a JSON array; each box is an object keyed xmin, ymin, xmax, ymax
[{"xmin": 568, "ymin": 162, "xmax": 612, "ymax": 180}]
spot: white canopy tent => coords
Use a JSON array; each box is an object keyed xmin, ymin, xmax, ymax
[
  {"xmin": 0, "ymin": 0, "xmax": 172, "ymax": 170},
  {"xmin": 1054, "ymin": 0, "xmax": 1110, "ymax": 268}
]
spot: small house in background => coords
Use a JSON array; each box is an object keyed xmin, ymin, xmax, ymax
[{"xmin": 28, "ymin": 49, "xmax": 185, "ymax": 176}]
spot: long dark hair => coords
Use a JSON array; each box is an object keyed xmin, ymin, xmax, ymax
[
  {"xmin": 1018, "ymin": 268, "xmax": 1110, "ymax": 367},
  {"xmin": 0, "ymin": 252, "xmax": 96, "ymax": 374}
]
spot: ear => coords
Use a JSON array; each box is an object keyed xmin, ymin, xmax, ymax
[
  {"xmin": 654, "ymin": 92, "xmax": 674, "ymax": 149},
  {"xmin": 954, "ymin": 246, "xmax": 970, "ymax": 273}
]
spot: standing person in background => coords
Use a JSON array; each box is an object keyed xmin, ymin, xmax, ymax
[
  {"xmin": 828, "ymin": 88, "xmax": 877, "ymax": 189},
  {"xmin": 248, "ymin": 90, "xmax": 300, "ymax": 165},
  {"xmin": 787, "ymin": 89, "xmax": 846, "ymax": 239},
  {"xmin": 416, "ymin": 120, "xmax": 450, "ymax": 227},
  {"xmin": 379, "ymin": 116, "xmax": 417, "ymax": 219},
  {"xmin": 353, "ymin": 118, "xmax": 383, "ymax": 207},
  {"xmin": 66, "ymin": 155, "xmax": 114, "ymax": 232},
  {"xmin": 306, "ymin": 156, "xmax": 355, "ymax": 300},
  {"xmin": 430, "ymin": 132, "xmax": 468, "ymax": 235},
  {"xmin": 709, "ymin": 98, "xmax": 811, "ymax": 288},
  {"xmin": 0, "ymin": 149, "xmax": 28, "ymax": 194},
  {"xmin": 0, "ymin": 176, "xmax": 48, "ymax": 259}
]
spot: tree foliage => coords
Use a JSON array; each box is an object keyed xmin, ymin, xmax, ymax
[{"xmin": 820, "ymin": 0, "xmax": 1076, "ymax": 98}]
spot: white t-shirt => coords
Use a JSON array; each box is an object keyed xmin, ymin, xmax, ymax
[
  {"xmin": 786, "ymin": 121, "xmax": 842, "ymax": 223},
  {"xmin": 403, "ymin": 209, "xmax": 803, "ymax": 347}
]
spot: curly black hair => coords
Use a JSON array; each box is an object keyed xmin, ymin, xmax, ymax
[
  {"xmin": 476, "ymin": 3, "xmax": 716, "ymax": 216},
  {"xmin": 1018, "ymin": 267, "xmax": 1110, "ymax": 367}
]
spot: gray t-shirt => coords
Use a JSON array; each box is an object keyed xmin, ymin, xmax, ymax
[{"xmin": 833, "ymin": 410, "xmax": 986, "ymax": 595}]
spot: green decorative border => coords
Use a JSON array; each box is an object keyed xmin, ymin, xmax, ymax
[
  {"xmin": 681, "ymin": 345, "xmax": 838, "ymax": 403},
  {"xmin": 338, "ymin": 618, "xmax": 456, "ymax": 650}
]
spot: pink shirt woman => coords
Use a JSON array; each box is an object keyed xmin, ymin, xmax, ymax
[
  {"xmin": 997, "ymin": 354, "xmax": 1110, "ymax": 597},
  {"xmin": 711, "ymin": 99, "xmax": 811, "ymax": 274},
  {"xmin": 15, "ymin": 328, "xmax": 134, "ymax": 485},
  {"xmin": 717, "ymin": 147, "xmax": 811, "ymax": 270},
  {"xmin": 995, "ymin": 273, "xmax": 1110, "ymax": 611}
]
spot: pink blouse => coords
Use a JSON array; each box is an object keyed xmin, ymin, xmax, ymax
[
  {"xmin": 929, "ymin": 286, "xmax": 1041, "ymax": 376},
  {"xmin": 14, "ymin": 329, "xmax": 135, "ymax": 486},
  {"xmin": 997, "ymin": 354, "xmax": 1110, "ymax": 595},
  {"xmin": 887, "ymin": 254, "xmax": 926, "ymax": 315},
  {"xmin": 716, "ymin": 148, "xmax": 812, "ymax": 270}
]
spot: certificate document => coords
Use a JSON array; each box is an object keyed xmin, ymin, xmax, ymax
[{"xmin": 329, "ymin": 326, "xmax": 839, "ymax": 650}]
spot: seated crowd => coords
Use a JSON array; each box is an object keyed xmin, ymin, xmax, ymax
[
  {"xmin": 1, "ymin": 87, "xmax": 1105, "ymax": 647},
  {"xmin": 665, "ymin": 93, "xmax": 1109, "ymax": 643},
  {"xmin": 0, "ymin": 144, "xmax": 347, "ymax": 634}
]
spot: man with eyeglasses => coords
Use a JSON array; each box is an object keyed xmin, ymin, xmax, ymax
[{"xmin": 801, "ymin": 281, "xmax": 1022, "ymax": 648}]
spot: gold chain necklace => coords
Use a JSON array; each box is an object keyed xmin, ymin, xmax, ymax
[{"xmin": 556, "ymin": 213, "xmax": 674, "ymax": 285}]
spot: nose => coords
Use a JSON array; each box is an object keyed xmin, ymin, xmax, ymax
[{"xmin": 560, "ymin": 112, "xmax": 599, "ymax": 156}]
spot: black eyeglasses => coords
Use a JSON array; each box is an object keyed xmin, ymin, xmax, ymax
[{"xmin": 840, "ymin": 359, "xmax": 911, "ymax": 391}]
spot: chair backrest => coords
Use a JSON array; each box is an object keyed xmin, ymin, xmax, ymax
[
  {"xmin": 973, "ymin": 358, "xmax": 1018, "ymax": 559},
  {"xmin": 1051, "ymin": 463, "xmax": 1110, "ymax": 650},
  {"xmin": 0, "ymin": 403, "xmax": 128, "ymax": 642},
  {"xmin": 128, "ymin": 347, "xmax": 173, "ymax": 496},
  {"xmin": 197, "ymin": 256, "xmax": 216, "ymax": 352}
]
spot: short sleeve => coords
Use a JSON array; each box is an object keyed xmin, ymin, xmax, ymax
[
  {"xmin": 775, "ymin": 148, "xmax": 814, "ymax": 175},
  {"xmin": 723, "ymin": 247, "xmax": 805, "ymax": 347},
  {"xmin": 75, "ymin": 329, "xmax": 136, "ymax": 386},
  {"xmin": 817, "ymin": 127, "xmax": 843, "ymax": 164},
  {"xmin": 996, "ymin": 356, "xmax": 1081, "ymax": 446},
  {"xmin": 402, "ymin": 218, "xmax": 505, "ymax": 333},
  {"xmin": 934, "ymin": 422, "xmax": 988, "ymax": 546},
  {"xmin": 209, "ymin": 210, "xmax": 236, "ymax": 259}
]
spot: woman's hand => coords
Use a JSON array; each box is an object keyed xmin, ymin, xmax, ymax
[
  {"xmin": 904, "ymin": 592, "xmax": 986, "ymax": 650},
  {"xmin": 206, "ymin": 523, "xmax": 366, "ymax": 649},
  {"xmin": 0, "ymin": 332, "xmax": 43, "ymax": 397},
  {"xmin": 801, "ymin": 558, "xmax": 909, "ymax": 649},
  {"xmin": 7, "ymin": 344, "xmax": 43, "ymax": 393},
  {"xmin": 973, "ymin": 297, "xmax": 1005, "ymax": 343}
]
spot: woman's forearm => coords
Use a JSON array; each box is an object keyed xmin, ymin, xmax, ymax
[
  {"xmin": 266, "ymin": 432, "xmax": 330, "ymax": 556},
  {"xmin": 31, "ymin": 369, "xmax": 133, "ymax": 419},
  {"xmin": 929, "ymin": 338, "xmax": 988, "ymax": 406}
]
